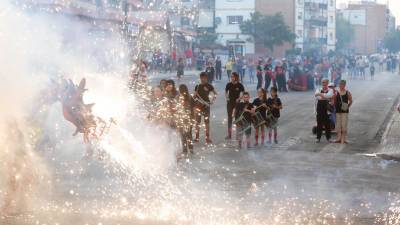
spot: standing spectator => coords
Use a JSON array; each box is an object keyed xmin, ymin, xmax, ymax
[
  {"xmin": 236, "ymin": 57, "xmax": 244, "ymax": 82},
  {"xmin": 315, "ymin": 79, "xmax": 334, "ymax": 143},
  {"xmin": 242, "ymin": 58, "xmax": 247, "ymax": 82},
  {"xmin": 248, "ymin": 58, "xmax": 255, "ymax": 83},
  {"xmin": 334, "ymin": 80, "xmax": 353, "ymax": 144},
  {"xmin": 256, "ymin": 60, "xmax": 263, "ymax": 90},
  {"xmin": 266, "ymin": 87, "xmax": 282, "ymax": 144},
  {"xmin": 176, "ymin": 58, "xmax": 185, "ymax": 81},
  {"xmin": 205, "ymin": 61, "xmax": 215, "ymax": 84},
  {"xmin": 185, "ymin": 48, "xmax": 193, "ymax": 69},
  {"xmin": 264, "ymin": 58, "xmax": 275, "ymax": 90},
  {"xmin": 225, "ymin": 58, "xmax": 234, "ymax": 80},
  {"xmin": 369, "ymin": 63, "xmax": 375, "ymax": 80},
  {"xmin": 275, "ymin": 61, "xmax": 286, "ymax": 92},
  {"xmin": 282, "ymin": 58, "xmax": 289, "ymax": 92},
  {"xmin": 215, "ymin": 56, "xmax": 222, "ymax": 81},
  {"xmin": 225, "ymin": 72, "xmax": 245, "ymax": 140}
]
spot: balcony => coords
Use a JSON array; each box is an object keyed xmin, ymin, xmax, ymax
[
  {"xmin": 304, "ymin": 1, "xmax": 328, "ymax": 11},
  {"xmin": 305, "ymin": 37, "xmax": 327, "ymax": 45},
  {"xmin": 304, "ymin": 16, "xmax": 328, "ymax": 27}
]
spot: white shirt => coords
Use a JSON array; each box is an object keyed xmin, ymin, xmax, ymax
[{"xmin": 315, "ymin": 88, "xmax": 333, "ymax": 100}]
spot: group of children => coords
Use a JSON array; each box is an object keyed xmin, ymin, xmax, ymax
[
  {"xmin": 131, "ymin": 70, "xmax": 283, "ymax": 154},
  {"xmin": 233, "ymin": 87, "xmax": 282, "ymax": 149}
]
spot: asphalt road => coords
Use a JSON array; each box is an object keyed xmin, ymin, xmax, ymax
[{"xmin": 2, "ymin": 70, "xmax": 400, "ymax": 225}]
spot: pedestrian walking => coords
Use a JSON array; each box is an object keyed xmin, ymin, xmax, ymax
[
  {"xmin": 248, "ymin": 58, "xmax": 255, "ymax": 83},
  {"xmin": 225, "ymin": 72, "xmax": 245, "ymax": 140},
  {"xmin": 252, "ymin": 88, "xmax": 268, "ymax": 146},
  {"xmin": 315, "ymin": 79, "xmax": 334, "ymax": 143},
  {"xmin": 236, "ymin": 57, "xmax": 244, "ymax": 82},
  {"xmin": 215, "ymin": 56, "xmax": 222, "ymax": 81},
  {"xmin": 193, "ymin": 72, "xmax": 217, "ymax": 144},
  {"xmin": 225, "ymin": 58, "xmax": 234, "ymax": 80},
  {"xmin": 233, "ymin": 92, "xmax": 253, "ymax": 149}
]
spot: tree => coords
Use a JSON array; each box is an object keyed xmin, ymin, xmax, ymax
[
  {"xmin": 240, "ymin": 12, "xmax": 295, "ymax": 51},
  {"xmin": 197, "ymin": 28, "xmax": 218, "ymax": 48},
  {"xmin": 336, "ymin": 16, "xmax": 355, "ymax": 51},
  {"xmin": 384, "ymin": 29, "xmax": 400, "ymax": 53}
]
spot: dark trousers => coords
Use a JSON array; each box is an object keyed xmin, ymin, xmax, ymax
[
  {"xmin": 316, "ymin": 112, "xmax": 331, "ymax": 140},
  {"xmin": 216, "ymin": 69, "xmax": 222, "ymax": 80},
  {"xmin": 195, "ymin": 108, "xmax": 210, "ymax": 140},
  {"xmin": 276, "ymin": 74, "xmax": 285, "ymax": 92},
  {"xmin": 227, "ymin": 102, "xmax": 235, "ymax": 130},
  {"xmin": 282, "ymin": 74, "xmax": 288, "ymax": 91},
  {"xmin": 256, "ymin": 74, "xmax": 263, "ymax": 90},
  {"xmin": 181, "ymin": 127, "xmax": 193, "ymax": 153},
  {"xmin": 227, "ymin": 70, "xmax": 232, "ymax": 80},
  {"xmin": 264, "ymin": 76, "xmax": 276, "ymax": 90}
]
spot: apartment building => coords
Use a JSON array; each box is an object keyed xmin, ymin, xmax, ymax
[
  {"xmin": 341, "ymin": 1, "xmax": 395, "ymax": 54},
  {"xmin": 215, "ymin": 0, "xmax": 255, "ymax": 56},
  {"xmin": 255, "ymin": 0, "xmax": 336, "ymax": 57}
]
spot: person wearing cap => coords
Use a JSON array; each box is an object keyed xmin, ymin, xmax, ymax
[{"xmin": 315, "ymin": 79, "xmax": 334, "ymax": 143}]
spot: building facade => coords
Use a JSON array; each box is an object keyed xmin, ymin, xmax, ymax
[
  {"xmin": 255, "ymin": 0, "xmax": 336, "ymax": 57},
  {"xmin": 341, "ymin": 1, "xmax": 395, "ymax": 54},
  {"xmin": 215, "ymin": 0, "xmax": 255, "ymax": 56},
  {"xmin": 301, "ymin": 0, "xmax": 336, "ymax": 53}
]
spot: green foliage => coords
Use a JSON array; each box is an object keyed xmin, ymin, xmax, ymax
[
  {"xmin": 384, "ymin": 29, "xmax": 400, "ymax": 53},
  {"xmin": 336, "ymin": 16, "xmax": 354, "ymax": 50},
  {"xmin": 240, "ymin": 12, "xmax": 295, "ymax": 51},
  {"xmin": 197, "ymin": 28, "xmax": 218, "ymax": 48}
]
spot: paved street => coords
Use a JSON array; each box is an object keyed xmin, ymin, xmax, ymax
[{"xmin": 3, "ymin": 70, "xmax": 400, "ymax": 225}]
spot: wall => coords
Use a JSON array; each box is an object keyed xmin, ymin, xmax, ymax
[
  {"xmin": 255, "ymin": 0, "xmax": 295, "ymax": 57},
  {"xmin": 347, "ymin": 3, "xmax": 387, "ymax": 54},
  {"xmin": 215, "ymin": 0, "xmax": 255, "ymax": 55}
]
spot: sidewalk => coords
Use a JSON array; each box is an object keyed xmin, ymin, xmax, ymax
[{"xmin": 376, "ymin": 99, "xmax": 400, "ymax": 159}]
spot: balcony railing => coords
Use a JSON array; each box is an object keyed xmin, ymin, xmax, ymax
[
  {"xmin": 304, "ymin": 16, "xmax": 328, "ymax": 26},
  {"xmin": 305, "ymin": 37, "xmax": 327, "ymax": 44}
]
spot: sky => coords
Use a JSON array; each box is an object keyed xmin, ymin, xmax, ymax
[{"xmin": 337, "ymin": 0, "xmax": 400, "ymax": 25}]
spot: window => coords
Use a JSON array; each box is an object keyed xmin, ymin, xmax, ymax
[
  {"xmin": 330, "ymin": 16, "xmax": 334, "ymax": 23},
  {"xmin": 329, "ymin": 32, "xmax": 333, "ymax": 40},
  {"xmin": 330, "ymin": 0, "xmax": 334, "ymax": 6},
  {"xmin": 298, "ymin": 12, "xmax": 302, "ymax": 20},
  {"xmin": 228, "ymin": 16, "xmax": 243, "ymax": 25},
  {"xmin": 181, "ymin": 17, "xmax": 191, "ymax": 26},
  {"xmin": 297, "ymin": 30, "xmax": 303, "ymax": 38},
  {"xmin": 108, "ymin": 0, "xmax": 120, "ymax": 8}
]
